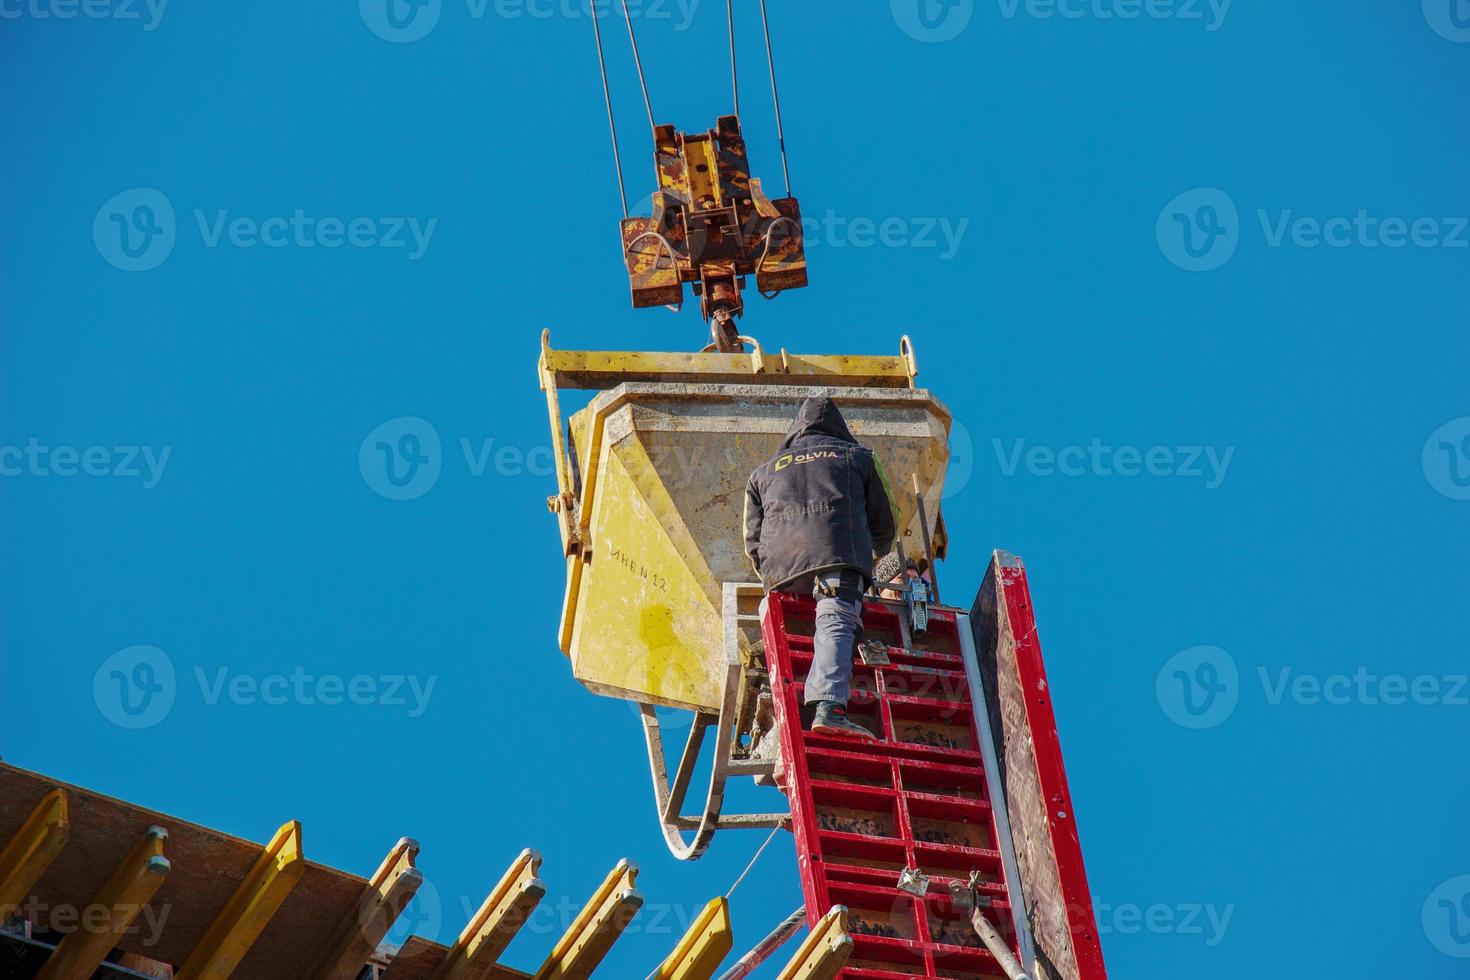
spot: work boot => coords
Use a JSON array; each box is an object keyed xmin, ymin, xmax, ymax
[{"xmin": 811, "ymin": 701, "xmax": 875, "ymax": 739}]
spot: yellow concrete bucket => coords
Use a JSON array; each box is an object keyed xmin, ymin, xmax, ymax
[{"xmin": 539, "ymin": 332, "xmax": 953, "ymax": 713}]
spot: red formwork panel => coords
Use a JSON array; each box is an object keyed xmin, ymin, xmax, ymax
[
  {"xmin": 983, "ymin": 556, "xmax": 1109, "ymax": 980},
  {"xmin": 762, "ymin": 578, "xmax": 1107, "ymax": 980}
]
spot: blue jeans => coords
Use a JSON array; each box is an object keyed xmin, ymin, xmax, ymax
[{"xmin": 778, "ymin": 569, "xmax": 864, "ymax": 706}]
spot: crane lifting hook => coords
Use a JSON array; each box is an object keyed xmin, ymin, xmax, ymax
[{"xmin": 620, "ymin": 115, "xmax": 808, "ymax": 343}]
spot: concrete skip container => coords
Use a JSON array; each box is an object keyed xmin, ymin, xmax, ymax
[{"xmin": 540, "ymin": 336, "xmax": 954, "ymax": 713}]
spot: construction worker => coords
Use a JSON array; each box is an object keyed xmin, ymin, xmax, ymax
[
  {"xmin": 743, "ymin": 396, "xmax": 897, "ymax": 739},
  {"xmin": 872, "ymin": 550, "xmax": 922, "ymax": 600}
]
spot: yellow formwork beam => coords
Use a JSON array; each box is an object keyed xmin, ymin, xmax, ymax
[
  {"xmin": 308, "ymin": 837, "xmax": 424, "ymax": 980},
  {"xmin": 650, "ymin": 896, "xmax": 733, "ymax": 980},
  {"xmin": 431, "ymin": 848, "xmax": 547, "ymax": 980},
  {"xmin": 0, "ymin": 788, "xmax": 68, "ymax": 914},
  {"xmin": 775, "ymin": 907, "xmax": 852, "ymax": 980},
  {"xmin": 176, "ymin": 820, "xmax": 306, "ymax": 980},
  {"xmin": 34, "ymin": 825, "xmax": 170, "ymax": 980},
  {"xmin": 532, "ymin": 859, "xmax": 643, "ymax": 980},
  {"xmin": 539, "ymin": 343, "xmax": 916, "ymax": 392}
]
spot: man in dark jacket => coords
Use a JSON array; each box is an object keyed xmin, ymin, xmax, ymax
[{"xmin": 744, "ymin": 396, "xmax": 897, "ymax": 738}]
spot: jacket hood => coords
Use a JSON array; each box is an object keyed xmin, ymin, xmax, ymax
[{"xmin": 781, "ymin": 396, "xmax": 857, "ymax": 449}]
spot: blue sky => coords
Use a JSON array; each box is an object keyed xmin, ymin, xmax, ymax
[{"xmin": 2, "ymin": 1, "xmax": 1468, "ymax": 977}]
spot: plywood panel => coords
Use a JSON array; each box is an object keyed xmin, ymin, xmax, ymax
[{"xmin": 0, "ymin": 764, "xmax": 364, "ymax": 980}]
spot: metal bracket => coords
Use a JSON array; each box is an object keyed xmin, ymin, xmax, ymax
[
  {"xmin": 856, "ymin": 639, "xmax": 891, "ymax": 667},
  {"xmin": 945, "ymin": 874, "xmax": 1033, "ymax": 980},
  {"xmin": 905, "ymin": 576, "xmax": 931, "ymax": 634},
  {"xmin": 895, "ymin": 866, "xmax": 929, "ymax": 897},
  {"xmin": 640, "ymin": 583, "xmax": 791, "ymax": 860}
]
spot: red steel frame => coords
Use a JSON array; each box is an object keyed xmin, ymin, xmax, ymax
[
  {"xmin": 762, "ymin": 569, "xmax": 1106, "ymax": 980},
  {"xmin": 990, "ymin": 557, "xmax": 1108, "ymax": 979}
]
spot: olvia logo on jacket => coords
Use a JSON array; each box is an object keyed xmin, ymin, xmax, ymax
[{"xmin": 776, "ymin": 450, "xmax": 842, "ymax": 471}]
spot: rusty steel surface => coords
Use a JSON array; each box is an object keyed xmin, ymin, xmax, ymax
[{"xmin": 620, "ymin": 114, "xmax": 807, "ymax": 330}]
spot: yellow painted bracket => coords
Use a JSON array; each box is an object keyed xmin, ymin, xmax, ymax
[
  {"xmin": 539, "ymin": 330, "xmax": 579, "ymax": 558},
  {"xmin": 431, "ymin": 848, "xmax": 547, "ymax": 980},
  {"xmin": 539, "ymin": 335, "xmax": 917, "ymax": 392},
  {"xmin": 776, "ymin": 906, "xmax": 852, "ymax": 980},
  {"xmin": 532, "ymin": 859, "xmax": 643, "ymax": 980},
  {"xmin": 650, "ymin": 896, "xmax": 732, "ymax": 980},
  {"xmin": 0, "ymin": 788, "xmax": 69, "ymax": 913},
  {"xmin": 308, "ymin": 837, "xmax": 424, "ymax": 980},
  {"xmin": 34, "ymin": 824, "xmax": 170, "ymax": 980},
  {"xmin": 177, "ymin": 819, "xmax": 307, "ymax": 980}
]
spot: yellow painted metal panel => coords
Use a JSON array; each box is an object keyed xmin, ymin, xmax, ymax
[
  {"xmin": 541, "ymin": 348, "xmax": 914, "ymax": 391},
  {"xmin": 571, "ymin": 446, "xmax": 724, "ymax": 710},
  {"xmin": 651, "ymin": 896, "xmax": 733, "ymax": 980},
  {"xmin": 560, "ymin": 383, "xmax": 952, "ymax": 711},
  {"xmin": 308, "ymin": 837, "xmax": 423, "ymax": 980},
  {"xmin": 34, "ymin": 826, "xmax": 170, "ymax": 980},
  {"xmin": 0, "ymin": 788, "xmax": 68, "ymax": 912},
  {"xmin": 177, "ymin": 820, "xmax": 306, "ymax": 980},
  {"xmin": 775, "ymin": 907, "xmax": 852, "ymax": 980},
  {"xmin": 432, "ymin": 849, "xmax": 546, "ymax": 980},
  {"xmin": 533, "ymin": 860, "xmax": 642, "ymax": 980}
]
